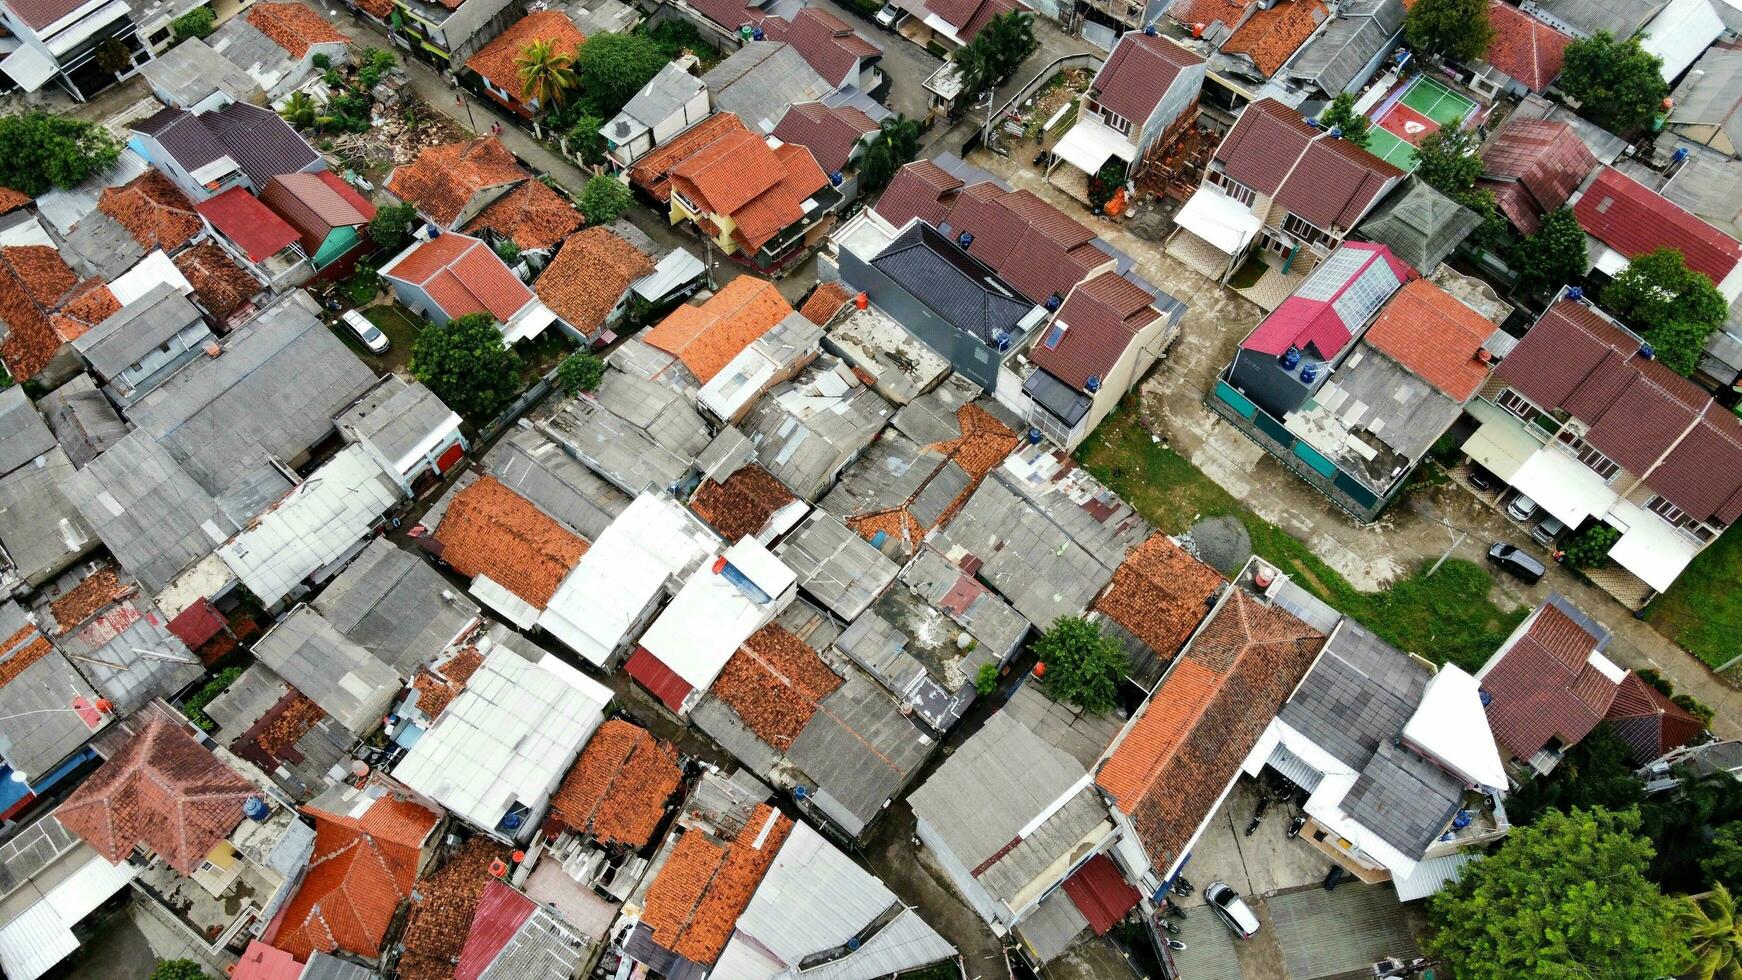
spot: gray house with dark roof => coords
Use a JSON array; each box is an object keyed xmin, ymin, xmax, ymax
[
  {"xmin": 1280, "ymin": 0, "xmax": 1405, "ymax": 100},
  {"xmin": 73, "ymin": 282, "xmax": 215, "ymax": 406},
  {"xmin": 601, "ymin": 63, "xmax": 711, "ymax": 170},
  {"xmin": 131, "ymin": 102, "xmax": 322, "ymax": 202}
]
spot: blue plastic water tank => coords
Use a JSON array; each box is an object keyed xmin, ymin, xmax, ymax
[
  {"xmin": 243, "ymin": 796, "xmax": 269, "ymax": 822},
  {"xmin": 1281, "ymin": 346, "xmax": 1301, "ymax": 369}
]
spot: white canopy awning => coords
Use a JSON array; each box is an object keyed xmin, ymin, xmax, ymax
[
  {"xmin": 503, "ymin": 299, "xmax": 559, "ymax": 345},
  {"xmin": 1174, "ymin": 188, "xmax": 1262, "ymax": 257},
  {"xmin": 1462, "ymin": 401, "xmax": 1539, "ymax": 481},
  {"xmin": 1508, "ymin": 446, "xmax": 1618, "ymax": 527},
  {"xmin": 1, "ymin": 46, "xmax": 58, "ymax": 93},
  {"xmin": 1608, "ymin": 509, "xmax": 1701, "ymax": 593},
  {"xmin": 1052, "ymin": 116, "xmax": 1136, "ymax": 176},
  {"xmin": 1402, "ymin": 665, "xmax": 1508, "ymax": 791}
]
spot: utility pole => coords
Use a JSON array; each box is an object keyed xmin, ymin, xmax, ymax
[{"xmin": 456, "ymin": 94, "xmax": 477, "ymax": 133}]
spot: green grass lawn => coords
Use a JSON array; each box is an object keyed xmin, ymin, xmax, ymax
[
  {"xmin": 1076, "ymin": 401, "xmax": 1525, "ymax": 673},
  {"xmin": 363, "ymin": 304, "xmax": 423, "ymax": 349},
  {"xmin": 341, "ymin": 270, "xmax": 381, "ymax": 306},
  {"xmin": 1646, "ymin": 525, "xmax": 1742, "ymax": 670},
  {"xmin": 1228, "ymin": 258, "xmax": 1267, "ymax": 290}
]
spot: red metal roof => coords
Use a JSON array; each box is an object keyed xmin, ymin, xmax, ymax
[
  {"xmin": 1477, "ymin": 118, "xmax": 1596, "ymax": 235},
  {"xmin": 195, "ymin": 188, "xmax": 300, "ymax": 262},
  {"xmin": 232, "ymin": 942, "xmax": 304, "ymax": 980},
  {"xmin": 1091, "ymin": 31, "xmax": 1204, "ymax": 127},
  {"xmin": 454, "ymin": 880, "xmax": 537, "ymax": 980},
  {"xmin": 1604, "ymin": 673, "xmax": 1704, "ymax": 764},
  {"xmin": 1574, "ymin": 167, "xmax": 1742, "ymax": 283},
  {"xmin": 778, "ymin": 7, "xmax": 881, "ymax": 87},
  {"xmin": 1062, "ymin": 853, "xmax": 1140, "ymax": 935},
  {"xmin": 1241, "ymin": 243, "xmax": 1413, "ymax": 358},
  {"xmin": 626, "ymin": 646, "xmax": 694, "ymax": 713},
  {"xmin": 167, "ymin": 598, "xmax": 226, "ymax": 649},
  {"xmin": 873, "ymin": 160, "xmax": 963, "ymax": 230},
  {"xmin": 1029, "ymin": 271, "xmax": 1160, "ymax": 392},
  {"xmin": 1215, "ymin": 99, "xmax": 1403, "ymax": 232}
]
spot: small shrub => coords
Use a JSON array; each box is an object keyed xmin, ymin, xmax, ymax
[
  {"xmin": 579, "ymin": 174, "xmax": 631, "ymax": 225},
  {"xmin": 150, "ymin": 961, "xmax": 209, "ymax": 980},
  {"xmin": 495, "ymin": 239, "xmax": 521, "ymax": 263},
  {"xmin": 1564, "ymin": 524, "xmax": 1622, "ymax": 569},
  {"xmin": 312, "ymin": 52, "xmax": 331, "ymax": 70},
  {"xmin": 557, "ymin": 351, "xmax": 605, "ymax": 394},
  {"xmin": 180, "ymin": 666, "xmax": 245, "ymax": 732},
  {"xmin": 974, "ymin": 662, "xmax": 999, "ymax": 696},
  {"xmin": 171, "ymin": 6, "xmax": 215, "ymax": 40}
]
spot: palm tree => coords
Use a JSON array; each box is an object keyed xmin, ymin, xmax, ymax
[
  {"xmin": 516, "ymin": 38, "xmax": 577, "ymax": 136},
  {"xmin": 1679, "ymin": 884, "xmax": 1742, "ymax": 980},
  {"xmin": 280, "ymin": 91, "xmax": 318, "ymax": 131}
]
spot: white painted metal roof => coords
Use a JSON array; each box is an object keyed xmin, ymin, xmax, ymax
[
  {"xmin": 1401, "ymin": 665, "xmax": 1508, "ymax": 791},
  {"xmin": 639, "ymin": 537, "xmax": 797, "ymax": 692},
  {"xmin": 0, "ymin": 849, "xmax": 136, "ymax": 980}
]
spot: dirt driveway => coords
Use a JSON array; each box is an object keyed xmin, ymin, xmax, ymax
[{"xmin": 964, "ymin": 148, "xmax": 1742, "ymax": 738}]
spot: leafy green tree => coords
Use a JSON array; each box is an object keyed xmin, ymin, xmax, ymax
[
  {"xmin": 1316, "ymin": 92, "xmax": 1371, "ymax": 147},
  {"xmin": 1511, "ymin": 206, "xmax": 1588, "ymax": 292},
  {"xmin": 573, "ymin": 33, "xmax": 666, "ymax": 118},
  {"xmin": 1404, "ymin": 0, "xmax": 1493, "ymax": 61},
  {"xmin": 580, "ymin": 174, "xmax": 631, "ymax": 225},
  {"xmin": 1642, "ymin": 773, "xmax": 1742, "ymax": 892},
  {"xmin": 952, "ymin": 10, "xmax": 1035, "ymax": 98},
  {"xmin": 1505, "ymin": 724, "xmax": 1644, "ymax": 825},
  {"xmin": 410, "ymin": 312, "xmax": 524, "ymax": 421},
  {"xmin": 368, "ymin": 202, "xmax": 420, "ymax": 251},
  {"xmin": 1601, "ymin": 247, "xmax": 1728, "ymax": 375},
  {"xmin": 1426, "ymin": 807, "xmax": 1689, "ymax": 980},
  {"xmin": 974, "ymin": 662, "xmax": 999, "ymax": 696},
  {"xmin": 95, "ymin": 36, "xmax": 132, "ymax": 74},
  {"xmin": 495, "ymin": 239, "xmax": 521, "ymax": 263},
  {"xmin": 0, "ymin": 112, "xmax": 122, "ymax": 196},
  {"xmin": 1087, "ymin": 157, "xmax": 1125, "ymax": 211},
  {"xmin": 557, "ymin": 351, "xmax": 605, "ymax": 394},
  {"xmin": 1678, "ymin": 884, "xmax": 1742, "ymax": 980},
  {"xmin": 857, "ymin": 114, "xmax": 923, "ymax": 192},
  {"xmin": 1564, "ymin": 523, "xmax": 1621, "ymax": 569},
  {"xmin": 1561, "ymin": 32, "xmax": 1669, "ymax": 133},
  {"xmin": 171, "ymin": 6, "xmax": 215, "ymax": 40},
  {"xmin": 150, "ymin": 961, "xmax": 208, "ymax": 980},
  {"xmin": 517, "ymin": 37, "xmax": 579, "ymax": 113},
  {"xmin": 1704, "ymin": 824, "xmax": 1742, "ymax": 891},
  {"xmin": 1413, "ymin": 121, "xmax": 1483, "ymax": 196},
  {"xmin": 358, "ymin": 47, "xmax": 397, "ymax": 88},
  {"xmin": 567, "ymin": 114, "xmax": 607, "ymax": 166},
  {"xmin": 1034, "ymin": 616, "xmax": 1127, "ymax": 715}
]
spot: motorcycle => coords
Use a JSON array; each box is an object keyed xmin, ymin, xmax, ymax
[
  {"xmin": 1170, "ymin": 876, "xmax": 1194, "ymax": 897},
  {"xmin": 1164, "ymin": 938, "xmax": 1188, "ymax": 952},
  {"xmin": 1324, "ymin": 865, "xmax": 1349, "ymax": 891},
  {"xmin": 1158, "ymin": 917, "xmax": 1181, "ymax": 936},
  {"xmin": 1287, "ymin": 813, "xmax": 1308, "ymax": 839},
  {"xmin": 1244, "ymin": 795, "xmax": 1270, "ymax": 836},
  {"xmin": 1160, "ymin": 898, "xmax": 1187, "ymax": 920}
]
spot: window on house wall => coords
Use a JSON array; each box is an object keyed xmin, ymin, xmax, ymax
[
  {"xmin": 1099, "ymin": 107, "xmax": 1132, "ymax": 135},
  {"xmin": 1281, "ymin": 212, "xmax": 1335, "ymax": 250},
  {"xmin": 1555, "ymin": 429, "xmax": 1620, "ymax": 480},
  {"xmin": 1496, "ymin": 388, "xmax": 1535, "ymax": 420},
  {"xmin": 1208, "ymin": 170, "xmax": 1255, "ymax": 206},
  {"xmin": 1647, "ymin": 495, "xmax": 1717, "ymax": 542}
]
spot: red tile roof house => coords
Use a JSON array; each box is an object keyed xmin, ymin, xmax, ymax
[
  {"xmin": 1458, "ymin": 294, "xmax": 1742, "ymax": 608},
  {"xmin": 771, "ymin": 102, "xmax": 881, "ymax": 182},
  {"xmin": 195, "ymin": 186, "xmax": 310, "ymax": 288},
  {"xmin": 532, "ymin": 225, "xmax": 655, "ymax": 344},
  {"xmin": 1167, "ymin": 98, "xmax": 1406, "ymax": 285},
  {"xmin": 465, "ymin": 10, "xmax": 587, "ymax": 119},
  {"xmin": 1477, "ymin": 117, "xmax": 1598, "ymax": 235},
  {"xmin": 1473, "ymin": 594, "xmax": 1628, "ymax": 780},
  {"xmin": 889, "ymin": 0, "xmax": 1025, "ymax": 51},
  {"xmin": 661, "ymin": 114, "xmax": 837, "ymax": 272},
  {"xmin": 1465, "ymin": 1, "xmax": 1574, "ymax": 99},
  {"xmin": 1095, "ymin": 570, "xmax": 1327, "ymax": 894},
  {"xmin": 1571, "ymin": 165, "xmax": 1742, "ymax": 303},
  {"xmin": 1047, "ymin": 30, "xmax": 1206, "ymax": 195},
  {"xmin": 379, "ymin": 231, "xmax": 563, "ymax": 344},
  {"xmin": 259, "ymin": 171, "xmax": 377, "ymax": 280},
  {"xmin": 762, "ymin": 7, "xmax": 884, "ymax": 93},
  {"xmin": 384, "ymin": 137, "xmax": 531, "ymax": 231},
  {"xmin": 1212, "ymin": 253, "xmax": 1508, "ymax": 522}
]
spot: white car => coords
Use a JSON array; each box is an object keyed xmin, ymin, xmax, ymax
[
  {"xmin": 341, "ymin": 309, "xmax": 390, "ymax": 354},
  {"xmin": 875, "ymin": 2, "xmax": 902, "ymax": 27},
  {"xmin": 1206, "ymin": 881, "xmax": 1260, "ymax": 939},
  {"xmin": 1506, "ymin": 492, "xmax": 1538, "ymax": 523}
]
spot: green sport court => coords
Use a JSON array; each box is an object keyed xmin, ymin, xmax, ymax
[{"xmin": 1363, "ymin": 75, "xmax": 1480, "ymax": 171}]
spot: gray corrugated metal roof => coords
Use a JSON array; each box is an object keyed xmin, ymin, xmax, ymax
[
  {"xmin": 124, "ymin": 289, "xmax": 373, "ymax": 523},
  {"xmin": 253, "ymin": 606, "xmax": 402, "ymax": 736},
  {"xmin": 608, "ymin": 337, "xmax": 702, "ymax": 393},
  {"xmin": 61, "ymin": 430, "xmax": 235, "ymax": 594},
  {"xmin": 704, "ymin": 41, "xmax": 832, "ymax": 133},
  {"xmin": 539, "ymin": 389, "xmax": 697, "ymax": 497},
  {"xmin": 593, "ymin": 369, "xmax": 711, "ymax": 459},
  {"xmin": 999, "ymin": 681, "xmax": 1120, "ymax": 770},
  {"xmin": 39, "ymin": 375, "xmax": 128, "ymax": 469},
  {"xmin": 480, "ymin": 907, "xmax": 591, "ymax": 980},
  {"xmin": 138, "ymin": 37, "xmax": 262, "ymax": 108},
  {"xmin": 1017, "ymin": 889, "xmax": 1091, "ymax": 964},
  {"xmin": 0, "ymin": 450, "xmax": 94, "ymax": 585},
  {"xmin": 1356, "ymin": 178, "xmax": 1480, "ymax": 272},
  {"xmin": 1670, "ymin": 44, "xmax": 1742, "ymax": 155},
  {"xmin": 617, "ymin": 62, "xmax": 706, "ymax": 130},
  {"xmin": 900, "ymin": 546, "xmax": 1031, "ymax": 661},
  {"xmin": 202, "ymin": 663, "xmax": 289, "ymax": 736},
  {"xmin": 788, "ymin": 672, "xmax": 932, "ymax": 837},
  {"xmin": 1520, "ymin": 0, "xmax": 1663, "ymax": 36},
  {"xmin": 774, "ymin": 510, "xmax": 899, "ymax": 620},
  {"xmin": 59, "ymin": 211, "xmax": 146, "ymax": 281},
  {"xmin": 1285, "ymin": 0, "xmax": 1403, "ymax": 94},
  {"xmin": 0, "ymin": 386, "xmax": 56, "ymax": 477},
  {"xmin": 818, "ymin": 432, "xmax": 938, "ymax": 523},
  {"xmin": 74, "ymin": 282, "xmax": 208, "ymax": 380},
  {"xmin": 0, "ymin": 647, "xmax": 102, "ymax": 781},
  {"xmin": 907, "ymin": 710, "xmax": 1103, "ymax": 906},
  {"xmin": 0, "ymin": 816, "xmax": 80, "ymax": 900},
  {"xmin": 53, "ymin": 595, "xmax": 202, "ymax": 714},
  {"xmin": 690, "ymin": 695, "xmax": 786, "ymax": 776},
  {"xmin": 1280, "ymin": 621, "xmax": 1428, "ymax": 770},
  {"xmin": 335, "ymin": 376, "xmax": 457, "ymax": 471},
  {"xmin": 300, "ymin": 953, "xmax": 379, "ymax": 980},
  {"xmin": 742, "ymin": 357, "xmax": 894, "ymax": 502},
  {"xmin": 314, "ymin": 538, "xmax": 478, "ymax": 677},
  {"xmin": 483, "ymin": 426, "xmax": 631, "ymax": 540}
]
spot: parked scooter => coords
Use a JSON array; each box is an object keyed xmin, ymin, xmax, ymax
[
  {"xmin": 1158, "ymin": 917, "xmax": 1181, "ymax": 936},
  {"xmin": 1164, "ymin": 938, "xmax": 1188, "ymax": 952},
  {"xmin": 1171, "ymin": 876, "xmax": 1195, "ymax": 897},
  {"xmin": 1160, "ymin": 898, "xmax": 1187, "ymax": 920},
  {"xmin": 1323, "ymin": 865, "xmax": 1349, "ymax": 891},
  {"xmin": 1287, "ymin": 813, "xmax": 1308, "ymax": 839},
  {"xmin": 1245, "ymin": 795, "xmax": 1270, "ymax": 836}
]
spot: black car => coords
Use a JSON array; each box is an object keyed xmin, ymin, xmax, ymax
[
  {"xmin": 1468, "ymin": 465, "xmax": 1497, "ymax": 492},
  {"xmin": 1488, "ymin": 542, "xmax": 1545, "ymax": 584}
]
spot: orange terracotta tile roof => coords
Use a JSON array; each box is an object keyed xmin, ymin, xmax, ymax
[
  {"xmin": 434, "ymin": 476, "xmax": 588, "ymax": 609},
  {"xmin": 710, "ymin": 624, "xmax": 842, "ymax": 751},
  {"xmin": 723, "ymin": 141, "xmax": 831, "ymax": 254},
  {"xmin": 253, "ymin": 694, "xmax": 324, "ymax": 758},
  {"xmin": 800, "ymin": 280, "xmax": 853, "ymax": 326},
  {"xmin": 1169, "ymin": 0, "xmax": 1250, "ymax": 31},
  {"xmin": 533, "ymin": 226, "xmax": 654, "ymax": 333},
  {"xmin": 1096, "ymin": 590, "xmax": 1324, "ymax": 873},
  {"xmin": 386, "ymin": 137, "xmax": 529, "ymax": 228},
  {"xmin": 355, "ymin": 0, "xmax": 391, "ymax": 17},
  {"xmin": 0, "ymin": 631, "xmax": 53, "ymax": 688},
  {"xmin": 641, "ymin": 803, "xmax": 792, "ymax": 964},
  {"xmin": 689, "ymin": 464, "xmax": 797, "ymax": 541},
  {"xmin": 628, "ymin": 113, "xmax": 750, "ymax": 203},
  {"xmin": 1220, "ymin": 0, "xmax": 1325, "ymax": 77},
  {"xmin": 411, "ymin": 644, "xmax": 484, "ymax": 718},
  {"xmin": 99, "ymin": 170, "xmax": 203, "ymax": 252},
  {"xmin": 465, "ymin": 11, "xmax": 586, "ymax": 105},
  {"xmin": 549, "ymin": 718, "xmax": 682, "ymax": 847},
  {"xmin": 246, "ymin": 2, "xmax": 350, "ymax": 58},
  {"xmin": 397, "ymin": 839, "xmax": 509, "ymax": 980},
  {"xmin": 1362, "ymin": 279, "xmax": 1495, "ymax": 401},
  {"xmin": 52, "ymin": 279, "xmax": 120, "ymax": 342},
  {"xmin": 55, "ymin": 715, "xmax": 255, "ymax": 875},
  {"xmin": 845, "ymin": 509, "xmax": 923, "ymax": 549},
  {"xmin": 175, "ymin": 241, "xmax": 261, "ymax": 322},
  {"xmin": 670, "ymin": 127, "xmax": 784, "ymax": 216},
  {"xmin": 0, "ymin": 187, "xmax": 28, "ymax": 214},
  {"xmin": 1094, "ymin": 536, "xmax": 1223, "ymax": 664},
  {"xmin": 50, "ymin": 567, "xmax": 132, "ymax": 633},
  {"xmin": 463, "ymin": 178, "xmax": 583, "ymax": 252},
  {"xmin": 270, "ymin": 793, "xmax": 437, "ymax": 959},
  {"xmin": 1485, "ymin": 0, "xmax": 1572, "ymax": 93},
  {"xmin": 643, "ymin": 276, "xmax": 792, "ymax": 382},
  {"xmin": 0, "ymin": 245, "xmax": 80, "ymax": 381},
  {"xmin": 845, "ymin": 403, "xmax": 1017, "ymax": 547}
]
